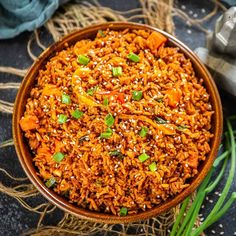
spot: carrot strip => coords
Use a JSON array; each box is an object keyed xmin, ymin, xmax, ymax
[
  {"xmin": 147, "ymin": 32, "xmax": 167, "ymax": 52},
  {"xmin": 19, "ymin": 115, "xmax": 39, "ymax": 131}
]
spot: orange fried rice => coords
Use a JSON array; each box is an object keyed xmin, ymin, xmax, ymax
[{"xmin": 20, "ymin": 29, "xmax": 214, "ymax": 216}]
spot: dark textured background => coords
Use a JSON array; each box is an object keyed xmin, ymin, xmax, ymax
[{"xmin": 0, "ymin": 0, "xmax": 235, "ymax": 235}]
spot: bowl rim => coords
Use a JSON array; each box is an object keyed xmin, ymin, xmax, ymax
[{"xmin": 13, "ymin": 22, "xmax": 223, "ymax": 224}]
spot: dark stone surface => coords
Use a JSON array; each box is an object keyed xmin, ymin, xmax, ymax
[{"xmin": 0, "ymin": 0, "xmax": 235, "ymax": 235}]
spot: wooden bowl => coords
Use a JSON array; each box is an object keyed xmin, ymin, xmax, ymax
[{"xmin": 13, "ymin": 22, "xmax": 223, "ymax": 223}]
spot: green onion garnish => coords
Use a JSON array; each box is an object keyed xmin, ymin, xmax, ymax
[
  {"xmin": 177, "ymin": 125, "xmax": 189, "ymax": 131},
  {"xmin": 112, "ymin": 67, "xmax": 122, "ymax": 77},
  {"xmin": 87, "ymin": 86, "xmax": 97, "ymax": 96},
  {"xmin": 100, "ymin": 127, "xmax": 113, "ymax": 139},
  {"xmin": 61, "ymin": 94, "xmax": 71, "ymax": 104},
  {"xmin": 156, "ymin": 97, "xmax": 163, "ymax": 103},
  {"xmin": 95, "ymin": 180, "xmax": 102, "ymax": 187},
  {"xmin": 103, "ymin": 97, "xmax": 109, "ymax": 106},
  {"xmin": 138, "ymin": 153, "xmax": 150, "ymax": 162},
  {"xmin": 155, "ymin": 117, "xmax": 167, "ymax": 124},
  {"xmin": 45, "ymin": 177, "xmax": 56, "ymax": 188},
  {"xmin": 105, "ymin": 113, "xmax": 115, "ymax": 127},
  {"xmin": 119, "ymin": 207, "xmax": 128, "ymax": 216},
  {"xmin": 149, "ymin": 162, "xmax": 157, "ymax": 172},
  {"xmin": 109, "ymin": 150, "xmax": 123, "ymax": 159},
  {"xmin": 77, "ymin": 55, "xmax": 90, "ymax": 65},
  {"xmin": 132, "ymin": 90, "xmax": 143, "ymax": 101},
  {"xmin": 139, "ymin": 126, "xmax": 148, "ymax": 137},
  {"xmin": 127, "ymin": 52, "xmax": 140, "ymax": 62},
  {"xmin": 53, "ymin": 152, "xmax": 65, "ymax": 163},
  {"xmin": 71, "ymin": 109, "xmax": 83, "ymax": 119},
  {"xmin": 58, "ymin": 114, "xmax": 68, "ymax": 124},
  {"xmin": 98, "ymin": 30, "xmax": 105, "ymax": 37}
]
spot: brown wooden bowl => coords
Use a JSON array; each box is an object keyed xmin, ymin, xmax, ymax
[{"xmin": 13, "ymin": 22, "xmax": 223, "ymax": 224}]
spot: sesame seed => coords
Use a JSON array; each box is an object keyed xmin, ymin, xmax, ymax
[
  {"xmin": 219, "ymin": 224, "xmax": 223, "ymax": 228},
  {"xmin": 220, "ymin": 232, "xmax": 224, "ymax": 235},
  {"xmin": 211, "ymin": 230, "xmax": 216, "ymax": 234}
]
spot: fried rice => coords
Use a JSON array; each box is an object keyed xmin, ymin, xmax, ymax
[{"xmin": 20, "ymin": 29, "xmax": 214, "ymax": 216}]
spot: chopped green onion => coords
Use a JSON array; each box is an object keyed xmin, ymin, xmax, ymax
[
  {"xmin": 77, "ymin": 55, "xmax": 90, "ymax": 65},
  {"xmin": 138, "ymin": 153, "xmax": 150, "ymax": 162},
  {"xmin": 53, "ymin": 152, "xmax": 65, "ymax": 163},
  {"xmin": 156, "ymin": 97, "xmax": 163, "ymax": 103},
  {"xmin": 95, "ymin": 180, "xmax": 102, "ymax": 187},
  {"xmin": 87, "ymin": 86, "xmax": 97, "ymax": 96},
  {"xmin": 149, "ymin": 162, "xmax": 157, "ymax": 172},
  {"xmin": 58, "ymin": 114, "xmax": 68, "ymax": 124},
  {"xmin": 45, "ymin": 177, "xmax": 56, "ymax": 188},
  {"xmin": 132, "ymin": 90, "xmax": 143, "ymax": 101},
  {"xmin": 103, "ymin": 97, "xmax": 109, "ymax": 106},
  {"xmin": 71, "ymin": 109, "xmax": 83, "ymax": 119},
  {"xmin": 109, "ymin": 150, "xmax": 123, "ymax": 159},
  {"xmin": 105, "ymin": 113, "xmax": 115, "ymax": 127},
  {"xmin": 127, "ymin": 52, "xmax": 140, "ymax": 62},
  {"xmin": 139, "ymin": 126, "xmax": 148, "ymax": 137},
  {"xmin": 119, "ymin": 207, "xmax": 128, "ymax": 216},
  {"xmin": 100, "ymin": 127, "xmax": 113, "ymax": 139},
  {"xmin": 177, "ymin": 125, "xmax": 188, "ymax": 131},
  {"xmin": 61, "ymin": 94, "xmax": 71, "ymax": 104},
  {"xmin": 155, "ymin": 117, "xmax": 167, "ymax": 124},
  {"xmin": 98, "ymin": 30, "xmax": 105, "ymax": 37},
  {"xmin": 63, "ymin": 190, "xmax": 70, "ymax": 197},
  {"xmin": 112, "ymin": 67, "xmax": 122, "ymax": 77}
]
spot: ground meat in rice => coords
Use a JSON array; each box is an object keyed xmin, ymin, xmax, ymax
[{"xmin": 19, "ymin": 29, "xmax": 214, "ymax": 216}]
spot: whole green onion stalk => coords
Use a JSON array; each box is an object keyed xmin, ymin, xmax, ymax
[{"xmin": 170, "ymin": 117, "xmax": 236, "ymax": 236}]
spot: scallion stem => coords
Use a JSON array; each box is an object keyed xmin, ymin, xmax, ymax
[
  {"xmin": 200, "ymin": 192, "xmax": 236, "ymax": 230},
  {"xmin": 192, "ymin": 119, "xmax": 236, "ymax": 236},
  {"xmin": 175, "ymin": 170, "xmax": 213, "ymax": 236},
  {"xmin": 184, "ymin": 192, "xmax": 206, "ymax": 236},
  {"xmin": 170, "ymin": 196, "xmax": 190, "ymax": 236}
]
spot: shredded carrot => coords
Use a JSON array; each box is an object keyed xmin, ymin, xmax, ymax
[
  {"xmin": 73, "ymin": 39, "xmax": 91, "ymax": 55},
  {"xmin": 166, "ymin": 88, "xmax": 182, "ymax": 108},
  {"xmin": 119, "ymin": 114, "xmax": 176, "ymax": 135},
  {"xmin": 147, "ymin": 31, "xmax": 167, "ymax": 52},
  {"xmin": 188, "ymin": 155, "xmax": 199, "ymax": 169},
  {"xmin": 42, "ymin": 84, "xmax": 61, "ymax": 96},
  {"xmin": 73, "ymin": 67, "xmax": 91, "ymax": 79},
  {"xmin": 96, "ymin": 90, "xmax": 125, "ymax": 104},
  {"xmin": 19, "ymin": 115, "xmax": 39, "ymax": 131},
  {"xmin": 74, "ymin": 86, "xmax": 102, "ymax": 107}
]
